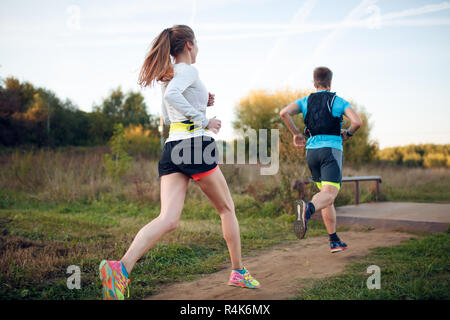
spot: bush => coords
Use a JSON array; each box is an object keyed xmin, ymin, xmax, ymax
[
  {"xmin": 378, "ymin": 144, "xmax": 449, "ymax": 168},
  {"xmin": 233, "ymin": 87, "xmax": 377, "ymax": 166},
  {"xmin": 102, "ymin": 123, "xmax": 133, "ymax": 179},
  {"xmin": 423, "ymin": 153, "xmax": 447, "ymax": 168},
  {"xmin": 402, "ymin": 152, "xmax": 422, "ymax": 167},
  {"xmin": 123, "ymin": 124, "xmax": 161, "ymax": 158}
]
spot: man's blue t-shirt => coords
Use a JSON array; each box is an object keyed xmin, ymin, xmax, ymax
[{"xmin": 295, "ymin": 90, "xmax": 352, "ymax": 151}]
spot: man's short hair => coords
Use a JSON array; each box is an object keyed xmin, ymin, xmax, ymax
[{"xmin": 313, "ymin": 67, "xmax": 333, "ymax": 88}]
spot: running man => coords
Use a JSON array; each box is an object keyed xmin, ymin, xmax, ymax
[
  {"xmin": 99, "ymin": 25, "xmax": 260, "ymax": 300},
  {"xmin": 280, "ymin": 66, "xmax": 362, "ymax": 253}
]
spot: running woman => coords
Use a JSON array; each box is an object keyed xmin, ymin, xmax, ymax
[
  {"xmin": 279, "ymin": 66, "xmax": 362, "ymax": 253},
  {"xmin": 99, "ymin": 25, "xmax": 260, "ymax": 300}
]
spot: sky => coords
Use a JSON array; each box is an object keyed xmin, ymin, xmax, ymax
[{"xmin": 1, "ymin": 0, "xmax": 449, "ymax": 148}]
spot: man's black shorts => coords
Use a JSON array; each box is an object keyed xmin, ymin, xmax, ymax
[
  {"xmin": 158, "ymin": 136, "xmax": 219, "ymax": 180},
  {"xmin": 305, "ymin": 147, "xmax": 343, "ymax": 190}
]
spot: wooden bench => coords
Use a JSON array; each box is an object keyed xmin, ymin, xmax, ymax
[
  {"xmin": 342, "ymin": 176, "xmax": 382, "ymax": 205},
  {"xmin": 292, "ymin": 176, "xmax": 382, "ymax": 205}
]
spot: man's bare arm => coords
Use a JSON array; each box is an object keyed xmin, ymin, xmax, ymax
[
  {"xmin": 280, "ymin": 102, "xmax": 302, "ymax": 136},
  {"xmin": 280, "ymin": 102, "xmax": 306, "ymax": 147},
  {"xmin": 344, "ymin": 107, "xmax": 362, "ymax": 135}
]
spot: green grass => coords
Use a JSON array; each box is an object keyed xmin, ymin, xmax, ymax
[
  {"xmin": 0, "ymin": 194, "xmax": 339, "ymax": 300},
  {"xmin": 291, "ymin": 232, "xmax": 450, "ymax": 300},
  {"xmin": 341, "ymin": 165, "xmax": 450, "ymax": 204},
  {"xmin": 1, "ymin": 148, "xmax": 449, "ymax": 300}
]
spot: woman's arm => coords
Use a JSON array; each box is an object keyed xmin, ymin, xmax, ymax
[
  {"xmin": 163, "ymin": 65, "xmax": 210, "ymax": 128},
  {"xmin": 160, "ymin": 85, "xmax": 171, "ymax": 125}
]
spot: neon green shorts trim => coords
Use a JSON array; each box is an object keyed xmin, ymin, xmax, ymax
[{"xmin": 315, "ymin": 181, "xmax": 341, "ymax": 191}]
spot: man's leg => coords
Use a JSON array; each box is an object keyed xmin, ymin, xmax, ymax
[
  {"xmin": 309, "ymin": 184, "xmax": 347, "ymax": 252},
  {"xmin": 321, "ymin": 204, "xmax": 336, "ymax": 234},
  {"xmin": 294, "ymin": 182, "xmax": 346, "ymax": 250},
  {"xmin": 310, "ymin": 184, "xmax": 339, "ymax": 213},
  {"xmin": 294, "ymin": 184, "xmax": 338, "ymax": 239},
  {"xmin": 302, "ymin": 149, "xmax": 346, "ymax": 251},
  {"xmin": 295, "ymin": 148, "xmax": 343, "ymax": 243}
]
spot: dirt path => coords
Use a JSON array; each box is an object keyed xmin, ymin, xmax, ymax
[{"xmin": 145, "ymin": 230, "xmax": 415, "ymax": 300}]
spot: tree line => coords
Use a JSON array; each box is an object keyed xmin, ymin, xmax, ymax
[
  {"xmin": 233, "ymin": 88, "xmax": 378, "ymax": 165},
  {"xmin": 2, "ymin": 76, "xmax": 447, "ymax": 167},
  {"xmin": 0, "ymin": 76, "xmax": 159, "ymax": 148},
  {"xmin": 378, "ymin": 144, "xmax": 450, "ymax": 168}
]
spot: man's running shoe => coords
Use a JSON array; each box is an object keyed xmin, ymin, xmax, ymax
[
  {"xmin": 99, "ymin": 260, "xmax": 130, "ymax": 300},
  {"xmin": 330, "ymin": 240, "xmax": 348, "ymax": 253},
  {"xmin": 294, "ymin": 200, "xmax": 308, "ymax": 239},
  {"xmin": 228, "ymin": 267, "xmax": 261, "ymax": 289}
]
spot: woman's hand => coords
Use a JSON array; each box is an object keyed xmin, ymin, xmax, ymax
[
  {"xmin": 293, "ymin": 134, "xmax": 306, "ymax": 148},
  {"xmin": 207, "ymin": 92, "xmax": 215, "ymax": 107},
  {"xmin": 206, "ymin": 117, "xmax": 221, "ymax": 134}
]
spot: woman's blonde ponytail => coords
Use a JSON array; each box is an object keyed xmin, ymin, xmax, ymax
[{"xmin": 138, "ymin": 25, "xmax": 195, "ymax": 87}]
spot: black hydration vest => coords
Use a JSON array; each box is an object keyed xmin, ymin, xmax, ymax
[{"xmin": 304, "ymin": 91, "xmax": 342, "ymax": 137}]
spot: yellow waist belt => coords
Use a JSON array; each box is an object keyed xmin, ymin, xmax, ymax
[{"xmin": 169, "ymin": 120, "xmax": 208, "ymax": 133}]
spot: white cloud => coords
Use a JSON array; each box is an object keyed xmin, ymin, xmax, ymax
[
  {"xmin": 247, "ymin": 0, "xmax": 318, "ymax": 91},
  {"xmin": 381, "ymin": 1, "xmax": 450, "ymax": 21},
  {"xmin": 285, "ymin": 0, "xmax": 379, "ymax": 86}
]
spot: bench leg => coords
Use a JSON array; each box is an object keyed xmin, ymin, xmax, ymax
[
  {"xmin": 375, "ymin": 181, "xmax": 380, "ymax": 201},
  {"xmin": 354, "ymin": 181, "xmax": 359, "ymax": 205}
]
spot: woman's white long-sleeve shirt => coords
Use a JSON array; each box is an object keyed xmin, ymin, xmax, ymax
[{"xmin": 161, "ymin": 62, "xmax": 212, "ymax": 142}]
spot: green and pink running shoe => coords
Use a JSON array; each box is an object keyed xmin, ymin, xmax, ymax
[
  {"xmin": 227, "ymin": 267, "xmax": 261, "ymax": 289},
  {"xmin": 99, "ymin": 260, "xmax": 130, "ymax": 300}
]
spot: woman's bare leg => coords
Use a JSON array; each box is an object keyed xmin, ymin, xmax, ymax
[
  {"xmin": 121, "ymin": 172, "xmax": 190, "ymax": 274},
  {"xmin": 195, "ymin": 167, "xmax": 243, "ymax": 270}
]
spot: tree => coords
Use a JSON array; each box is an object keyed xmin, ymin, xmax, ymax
[
  {"xmin": 102, "ymin": 123, "xmax": 134, "ymax": 179},
  {"xmin": 233, "ymin": 87, "xmax": 377, "ymax": 165},
  {"xmin": 341, "ymin": 102, "xmax": 378, "ymax": 165},
  {"xmin": 1, "ymin": 77, "xmax": 93, "ymax": 147},
  {"xmin": 378, "ymin": 144, "xmax": 450, "ymax": 167},
  {"xmin": 122, "ymin": 92, "xmax": 151, "ymax": 128},
  {"xmin": 123, "ymin": 124, "xmax": 161, "ymax": 158},
  {"xmin": 233, "ymin": 87, "xmax": 310, "ymax": 132},
  {"xmin": 0, "ymin": 77, "xmax": 159, "ymax": 148},
  {"xmin": 92, "ymin": 87, "xmax": 157, "ymax": 145}
]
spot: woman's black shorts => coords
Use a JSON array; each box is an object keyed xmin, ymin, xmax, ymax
[{"xmin": 158, "ymin": 136, "xmax": 219, "ymax": 180}]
